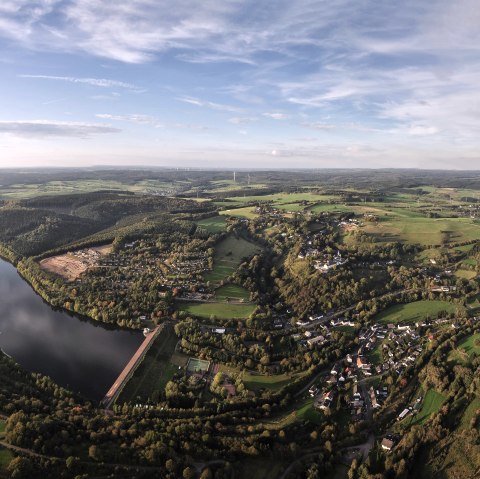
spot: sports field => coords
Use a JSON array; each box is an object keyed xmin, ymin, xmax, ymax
[
  {"xmin": 177, "ymin": 301, "xmax": 256, "ymax": 319},
  {"xmin": 186, "ymin": 357, "xmax": 211, "ymax": 374},
  {"xmin": 375, "ymin": 300, "xmax": 460, "ymax": 325}
]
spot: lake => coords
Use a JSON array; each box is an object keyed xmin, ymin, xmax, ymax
[{"xmin": 0, "ymin": 258, "xmax": 142, "ymax": 401}]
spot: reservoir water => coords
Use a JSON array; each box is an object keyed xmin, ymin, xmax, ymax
[{"xmin": 0, "ymin": 258, "xmax": 142, "ymax": 401}]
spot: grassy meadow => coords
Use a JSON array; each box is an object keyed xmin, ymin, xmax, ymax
[
  {"xmin": 177, "ymin": 301, "xmax": 256, "ymax": 319},
  {"xmin": 116, "ymin": 324, "xmax": 179, "ymax": 404},
  {"xmin": 205, "ymin": 235, "xmax": 262, "ymax": 284},
  {"xmin": 375, "ymin": 300, "xmax": 460, "ymax": 325},
  {"xmin": 196, "ymin": 216, "xmax": 226, "ymax": 233}
]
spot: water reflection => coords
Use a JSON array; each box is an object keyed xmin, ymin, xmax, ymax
[{"xmin": 0, "ymin": 259, "xmax": 142, "ymax": 400}]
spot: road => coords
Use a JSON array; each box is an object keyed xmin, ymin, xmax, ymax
[{"xmin": 300, "ymin": 287, "xmax": 418, "ymax": 331}]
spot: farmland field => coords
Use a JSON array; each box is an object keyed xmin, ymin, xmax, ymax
[
  {"xmin": 352, "ymin": 217, "xmax": 480, "ymax": 246},
  {"xmin": 215, "ymin": 284, "xmax": 250, "ymax": 301},
  {"xmin": 205, "ymin": 235, "xmax": 262, "ymax": 284},
  {"xmin": 459, "ymin": 398, "xmax": 480, "ymax": 430},
  {"xmin": 457, "ymin": 333, "xmax": 480, "ymax": 357},
  {"xmin": 196, "ymin": 216, "xmax": 226, "ymax": 233},
  {"xmin": 409, "ymin": 389, "xmax": 445, "ymax": 426},
  {"xmin": 219, "ymin": 206, "xmax": 259, "ymax": 219},
  {"xmin": 375, "ymin": 300, "xmax": 459, "ymax": 325},
  {"xmin": 177, "ymin": 301, "xmax": 256, "ymax": 319},
  {"xmin": 242, "ymin": 372, "xmax": 295, "ymax": 391},
  {"xmin": 0, "ymin": 448, "xmax": 13, "ymax": 470}
]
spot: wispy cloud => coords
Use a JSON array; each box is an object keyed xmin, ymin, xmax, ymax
[
  {"xmin": 263, "ymin": 112, "xmax": 289, "ymax": 120},
  {"xmin": 0, "ymin": 120, "xmax": 120, "ymax": 138},
  {"xmin": 96, "ymin": 113, "xmax": 158, "ymax": 124},
  {"xmin": 177, "ymin": 96, "xmax": 242, "ymax": 113},
  {"xmin": 301, "ymin": 122, "xmax": 335, "ymax": 131},
  {"xmin": 19, "ymin": 74, "xmax": 140, "ymax": 90},
  {"xmin": 228, "ymin": 116, "xmax": 256, "ymax": 125}
]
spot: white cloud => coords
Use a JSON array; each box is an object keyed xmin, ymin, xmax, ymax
[
  {"xmin": 301, "ymin": 122, "xmax": 335, "ymax": 131},
  {"xmin": 0, "ymin": 120, "xmax": 120, "ymax": 138},
  {"xmin": 177, "ymin": 96, "xmax": 242, "ymax": 113},
  {"xmin": 263, "ymin": 112, "xmax": 289, "ymax": 120},
  {"xmin": 19, "ymin": 74, "xmax": 140, "ymax": 90},
  {"xmin": 228, "ymin": 116, "xmax": 256, "ymax": 124},
  {"xmin": 96, "ymin": 113, "xmax": 157, "ymax": 124}
]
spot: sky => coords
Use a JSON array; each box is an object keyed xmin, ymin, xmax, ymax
[{"xmin": 0, "ymin": 0, "xmax": 480, "ymax": 169}]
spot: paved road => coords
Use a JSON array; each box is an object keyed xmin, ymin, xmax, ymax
[{"xmin": 300, "ymin": 288, "xmax": 418, "ymax": 331}]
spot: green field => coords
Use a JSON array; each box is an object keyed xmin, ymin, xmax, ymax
[
  {"xmin": 196, "ymin": 216, "xmax": 226, "ymax": 233},
  {"xmin": 457, "ymin": 333, "xmax": 480, "ymax": 357},
  {"xmin": 177, "ymin": 301, "xmax": 256, "ymax": 319},
  {"xmin": 117, "ymin": 325, "xmax": 179, "ymax": 404},
  {"xmin": 0, "ymin": 420, "xmax": 5, "ymax": 433},
  {"xmin": 219, "ymin": 206, "xmax": 259, "ymax": 219},
  {"xmin": 296, "ymin": 399, "xmax": 324, "ymax": 425},
  {"xmin": 186, "ymin": 357, "xmax": 211, "ymax": 374},
  {"xmin": 367, "ymin": 344, "xmax": 383, "ymax": 365},
  {"xmin": 459, "ymin": 398, "xmax": 480, "ymax": 430},
  {"xmin": 0, "ymin": 179, "xmax": 180, "ymax": 199},
  {"xmin": 0, "ymin": 448, "xmax": 13, "ymax": 470},
  {"xmin": 227, "ymin": 192, "xmax": 335, "ymax": 204},
  {"xmin": 242, "ymin": 372, "xmax": 295, "ymax": 392},
  {"xmin": 205, "ymin": 235, "xmax": 262, "ymax": 284},
  {"xmin": 375, "ymin": 300, "xmax": 459, "ymax": 325},
  {"xmin": 215, "ymin": 284, "xmax": 250, "ymax": 301},
  {"xmin": 353, "ymin": 217, "xmax": 480, "ymax": 246},
  {"xmin": 409, "ymin": 389, "xmax": 446, "ymax": 426}
]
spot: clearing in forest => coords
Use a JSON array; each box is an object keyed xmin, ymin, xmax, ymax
[
  {"xmin": 205, "ymin": 234, "xmax": 262, "ymax": 284},
  {"xmin": 39, "ymin": 244, "xmax": 112, "ymax": 281}
]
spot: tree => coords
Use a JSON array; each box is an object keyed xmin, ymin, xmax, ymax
[
  {"xmin": 200, "ymin": 468, "xmax": 213, "ymax": 479},
  {"xmin": 7, "ymin": 457, "xmax": 33, "ymax": 479},
  {"xmin": 183, "ymin": 466, "xmax": 194, "ymax": 479}
]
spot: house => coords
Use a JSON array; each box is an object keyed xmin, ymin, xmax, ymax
[
  {"xmin": 381, "ymin": 438, "xmax": 395, "ymax": 451},
  {"xmin": 307, "ymin": 335, "xmax": 325, "ymax": 347},
  {"xmin": 331, "ymin": 362, "xmax": 342, "ymax": 376},
  {"xmin": 398, "ymin": 408, "xmax": 411, "ymax": 420}
]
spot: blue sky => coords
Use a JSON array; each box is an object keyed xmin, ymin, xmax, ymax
[{"xmin": 0, "ymin": 0, "xmax": 479, "ymax": 169}]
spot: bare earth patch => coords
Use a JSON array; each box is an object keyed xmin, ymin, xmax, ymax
[{"xmin": 40, "ymin": 245, "xmax": 112, "ymax": 281}]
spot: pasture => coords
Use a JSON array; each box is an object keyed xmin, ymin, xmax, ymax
[
  {"xmin": 0, "ymin": 448, "xmax": 13, "ymax": 470},
  {"xmin": 459, "ymin": 398, "xmax": 480, "ymax": 430},
  {"xmin": 408, "ymin": 389, "xmax": 445, "ymax": 426},
  {"xmin": 116, "ymin": 324, "xmax": 178, "ymax": 404},
  {"xmin": 242, "ymin": 371, "xmax": 297, "ymax": 392},
  {"xmin": 219, "ymin": 206, "xmax": 259, "ymax": 219},
  {"xmin": 354, "ymin": 217, "xmax": 480, "ymax": 246},
  {"xmin": 457, "ymin": 333, "xmax": 480, "ymax": 357},
  {"xmin": 196, "ymin": 216, "xmax": 226, "ymax": 233},
  {"xmin": 375, "ymin": 300, "xmax": 459, "ymax": 325},
  {"xmin": 205, "ymin": 235, "xmax": 262, "ymax": 284},
  {"xmin": 215, "ymin": 284, "xmax": 250, "ymax": 301}
]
